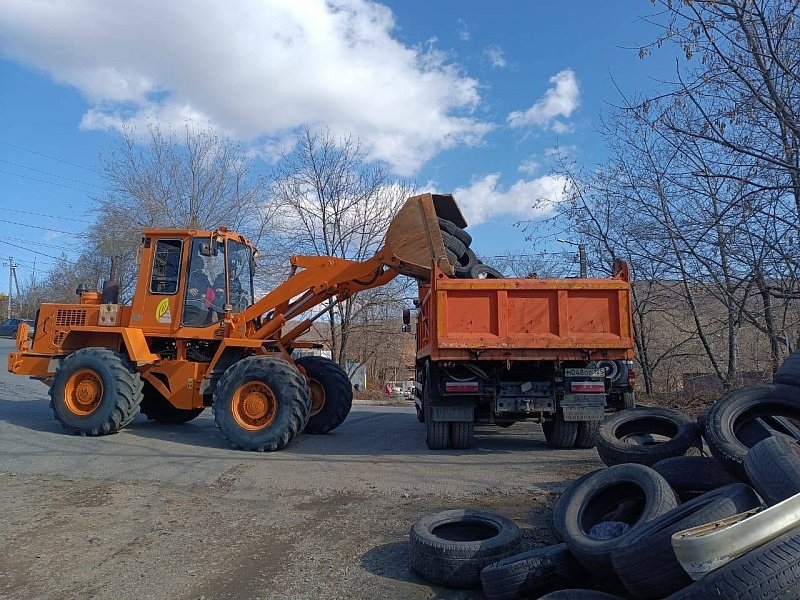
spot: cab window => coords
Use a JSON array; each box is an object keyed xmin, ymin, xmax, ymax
[{"xmin": 150, "ymin": 239, "xmax": 182, "ymax": 294}]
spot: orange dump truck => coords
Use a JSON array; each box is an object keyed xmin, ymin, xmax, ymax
[{"xmin": 403, "ymin": 195, "xmax": 636, "ymax": 450}]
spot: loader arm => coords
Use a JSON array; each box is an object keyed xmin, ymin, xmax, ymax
[{"xmin": 230, "ymin": 253, "xmax": 398, "ymax": 345}]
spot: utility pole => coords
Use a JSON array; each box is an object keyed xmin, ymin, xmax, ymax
[
  {"xmin": 7, "ymin": 256, "xmax": 13, "ymax": 319},
  {"xmin": 556, "ymin": 240, "xmax": 588, "ymax": 277}
]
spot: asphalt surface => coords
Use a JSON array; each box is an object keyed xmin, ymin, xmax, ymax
[{"xmin": 0, "ymin": 336, "xmax": 603, "ymax": 599}]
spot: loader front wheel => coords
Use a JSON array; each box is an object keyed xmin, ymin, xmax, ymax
[
  {"xmin": 296, "ymin": 356, "xmax": 353, "ymax": 434},
  {"xmin": 50, "ymin": 347, "xmax": 143, "ymax": 436},
  {"xmin": 213, "ymin": 356, "xmax": 310, "ymax": 451}
]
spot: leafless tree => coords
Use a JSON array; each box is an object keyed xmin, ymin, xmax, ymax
[{"xmin": 270, "ymin": 127, "xmax": 415, "ymax": 369}]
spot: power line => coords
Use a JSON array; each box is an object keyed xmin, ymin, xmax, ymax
[
  {"xmin": 1, "ymin": 207, "xmax": 93, "ymax": 225},
  {"xmin": 0, "ymin": 168, "xmax": 96, "ymax": 195},
  {"xmin": 0, "ymin": 235, "xmax": 80, "ymax": 251},
  {"xmin": 0, "ymin": 138, "xmax": 102, "ymax": 174},
  {"xmin": 2, "ymin": 239, "xmax": 61, "ymax": 260},
  {"xmin": 0, "ymin": 159, "xmax": 104, "ymax": 190},
  {"xmin": 0, "ymin": 218, "xmax": 80, "ymax": 235}
]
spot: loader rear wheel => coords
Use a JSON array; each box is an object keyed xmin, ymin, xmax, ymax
[
  {"xmin": 139, "ymin": 382, "xmax": 205, "ymax": 424},
  {"xmin": 213, "ymin": 356, "xmax": 310, "ymax": 451},
  {"xmin": 296, "ymin": 356, "xmax": 353, "ymax": 434},
  {"xmin": 50, "ymin": 347, "xmax": 143, "ymax": 436}
]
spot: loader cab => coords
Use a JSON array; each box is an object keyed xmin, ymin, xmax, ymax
[{"xmin": 134, "ymin": 228, "xmax": 256, "ymax": 332}]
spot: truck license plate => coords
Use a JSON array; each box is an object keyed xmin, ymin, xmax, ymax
[{"xmin": 565, "ymin": 368, "xmax": 605, "ymax": 378}]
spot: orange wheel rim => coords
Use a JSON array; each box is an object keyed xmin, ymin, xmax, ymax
[
  {"xmin": 64, "ymin": 369, "xmax": 103, "ymax": 416},
  {"xmin": 308, "ymin": 379, "xmax": 326, "ymax": 416},
  {"xmin": 232, "ymin": 381, "xmax": 277, "ymax": 431}
]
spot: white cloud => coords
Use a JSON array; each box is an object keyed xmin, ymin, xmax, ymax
[
  {"xmin": 507, "ymin": 69, "xmax": 580, "ymax": 131},
  {"xmin": 518, "ymin": 159, "xmax": 540, "ymax": 175},
  {"xmin": 484, "ymin": 45, "xmax": 506, "ymax": 68},
  {"xmin": 0, "ymin": 0, "xmax": 492, "ymax": 176},
  {"xmin": 453, "ymin": 173, "xmax": 572, "ymax": 226},
  {"xmin": 457, "ymin": 19, "xmax": 470, "ymax": 41}
]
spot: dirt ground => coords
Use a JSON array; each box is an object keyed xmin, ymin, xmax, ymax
[
  {"xmin": 0, "ymin": 336, "xmax": 600, "ymax": 600},
  {"xmin": 1, "ymin": 336, "xmax": 719, "ymax": 600}
]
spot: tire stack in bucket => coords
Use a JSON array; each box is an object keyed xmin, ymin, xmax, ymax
[
  {"xmin": 438, "ymin": 217, "xmax": 504, "ymax": 279},
  {"xmin": 407, "ymin": 350, "xmax": 800, "ymax": 598}
]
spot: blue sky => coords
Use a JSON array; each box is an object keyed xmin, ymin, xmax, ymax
[{"xmin": 0, "ymin": 1, "xmax": 676, "ymax": 297}]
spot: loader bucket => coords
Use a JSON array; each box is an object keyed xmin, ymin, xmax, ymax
[{"xmin": 382, "ymin": 193, "xmax": 467, "ymax": 280}]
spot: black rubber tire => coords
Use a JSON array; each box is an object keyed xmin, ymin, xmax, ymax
[
  {"xmin": 611, "ymin": 483, "xmax": 762, "ymax": 599},
  {"xmin": 543, "ymin": 410, "xmax": 579, "ymax": 448},
  {"xmin": 49, "ymin": 347, "xmax": 143, "ymax": 436},
  {"xmin": 775, "ymin": 348, "xmax": 800, "ymax": 387},
  {"xmin": 651, "ymin": 455, "xmax": 742, "ymax": 501},
  {"xmin": 665, "ymin": 526, "xmax": 800, "ymax": 600},
  {"xmin": 538, "ymin": 590, "xmax": 625, "ymax": 599},
  {"xmin": 480, "ymin": 543, "xmax": 584, "ymax": 600},
  {"xmin": 552, "ymin": 469, "xmax": 604, "ymax": 543},
  {"xmin": 441, "ymin": 230, "xmax": 467, "ymax": 260},
  {"xmin": 453, "ymin": 248, "xmax": 478, "ymax": 278},
  {"xmin": 415, "ymin": 403, "xmax": 424, "ymax": 422},
  {"xmin": 139, "ymin": 382, "xmax": 205, "ymax": 424},
  {"xmin": 469, "ymin": 263, "xmax": 504, "ymax": 279},
  {"xmin": 409, "ymin": 509, "xmax": 521, "ymax": 588},
  {"xmin": 574, "ymin": 420, "xmax": 600, "ymax": 448},
  {"xmin": 704, "ymin": 384, "xmax": 800, "ymax": 478},
  {"xmin": 561, "ymin": 463, "xmax": 679, "ymax": 575},
  {"xmin": 623, "ymin": 391, "xmax": 636, "ymax": 410},
  {"xmin": 596, "ymin": 407, "xmax": 700, "ymax": 467},
  {"xmin": 423, "ymin": 364, "xmax": 449, "ymax": 449},
  {"xmin": 438, "ymin": 217, "xmax": 472, "ymax": 246},
  {"xmin": 213, "ymin": 356, "xmax": 310, "ymax": 452},
  {"xmin": 295, "ymin": 356, "xmax": 352, "ymax": 434},
  {"xmin": 450, "ymin": 421, "xmax": 474, "ymax": 449},
  {"xmin": 744, "ymin": 435, "xmax": 800, "ymax": 505}
]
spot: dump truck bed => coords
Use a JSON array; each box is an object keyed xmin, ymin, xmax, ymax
[{"xmin": 417, "ymin": 269, "xmax": 635, "ymax": 362}]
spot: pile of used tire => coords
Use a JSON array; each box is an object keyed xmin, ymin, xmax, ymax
[
  {"xmin": 438, "ymin": 217, "xmax": 504, "ymax": 279},
  {"xmin": 407, "ymin": 351, "xmax": 800, "ymax": 598}
]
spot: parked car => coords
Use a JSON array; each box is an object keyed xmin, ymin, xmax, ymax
[{"xmin": 0, "ymin": 317, "xmax": 34, "ymax": 338}]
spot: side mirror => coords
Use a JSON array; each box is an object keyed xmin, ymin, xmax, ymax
[{"xmin": 401, "ymin": 307, "xmax": 411, "ymax": 333}]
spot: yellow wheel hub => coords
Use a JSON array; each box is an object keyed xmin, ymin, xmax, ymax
[
  {"xmin": 232, "ymin": 381, "xmax": 278, "ymax": 431},
  {"xmin": 308, "ymin": 379, "xmax": 326, "ymax": 416},
  {"xmin": 64, "ymin": 369, "xmax": 103, "ymax": 416}
]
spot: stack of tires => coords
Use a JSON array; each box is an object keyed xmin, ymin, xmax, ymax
[
  {"xmin": 438, "ymin": 217, "xmax": 504, "ymax": 279},
  {"xmin": 407, "ymin": 349, "xmax": 800, "ymax": 598}
]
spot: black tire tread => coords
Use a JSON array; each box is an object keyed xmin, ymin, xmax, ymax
[
  {"xmin": 611, "ymin": 483, "xmax": 762, "ymax": 599},
  {"xmin": 704, "ymin": 384, "xmax": 800, "ymax": 478},
  {"xmin": 543, "ymin": 410, "xmax": 579, "ymax": 448},
  {"xmin": 49, "ymin": 347, "xmax": 143, "ymax": 436},
  {"xmin": 450, "ymin": 421, "xmax": 474, "ymax": 449},
  {"xmin": 296, "ymin": 356, "xmax": 352, "ymax": 434},
  {"xmin": 651, "ymin": 456, "xmax": 742, "ymax": 499},
  {"xmin": 409, "ymin": 509, "xmax": 521, "ymax": 588},
  {"xmin": 574, "ymin": 420, "xmax": 600, "ymax": 448},
  {"xmin": 480, "ymin": 543, "xmax": 584, "ymax": 600},
  {"xmin": 665, "ymin": 527, "xmax": 800, "ymax": 599},
  {"xmin": 438, "ymin": 217, "xmax": 472, "ymax": 246},
  {"xmin": 596, "ymin": 407, "xmax": 700, "ymax": 467},
  {"xmin": 213, "ymin": 356, "xmax": 310, "ymax": 452},
  {"xmin": 744, "ymin": 434, "xmax": 800, "ymax": 505}
]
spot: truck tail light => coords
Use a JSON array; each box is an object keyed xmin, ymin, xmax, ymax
[
  {"xmin": 628, "ymin": 369, "xmax": 636, "ymax": 388},
  {"xmin": 571, "ymin": 381, "xmax": 606, "ymax": 393},
  {"xmin": 445, "ymin": 381, "xmax": 480, "ymax": 394}
]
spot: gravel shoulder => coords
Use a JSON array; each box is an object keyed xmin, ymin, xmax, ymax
[{"xmin": 0, "ymin": 339, "xmax": 601, "ymax": 599}]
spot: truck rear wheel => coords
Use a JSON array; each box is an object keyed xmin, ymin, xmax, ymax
[
  {"xmin": 574, "ymin": 420, "xmax": 600, "ymax": 448},
  {"xmin": 450, "ymin": 421, "xmax": 474, "ymax": 449},
  {"xmin": 423, "ymin": 363, "xmax": 450, "ymax": 449},
  {"xmin": 49, "ymin": 347, "xmax": 143, "ymax": 436},
  {"xmin": 213, "ymin": 356, "xmax": 310, "ymax": 451},
  {"xmin": 296, "ymin": 356, "xmax": 352, "ymax": 434},
  {"xmin": 139, "ymin": 382, "xmax": 205, "ymax": 424},
  {"xmin": 543, "ymin": 410, "xmax": 579, "ymax": 448}
]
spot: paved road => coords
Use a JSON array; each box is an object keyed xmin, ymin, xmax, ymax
[{"xmin": 0, "ymin": 337, "xmax": 603, "ymax": 600}]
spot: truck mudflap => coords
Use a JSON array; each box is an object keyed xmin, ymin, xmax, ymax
[
  {"xmin": 560, "ymin": 393, "xmax": 606, "ymax": 421},
  {"xmin": 430, "ymin": 405, "xmax": 474, "ymax": 422}
]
